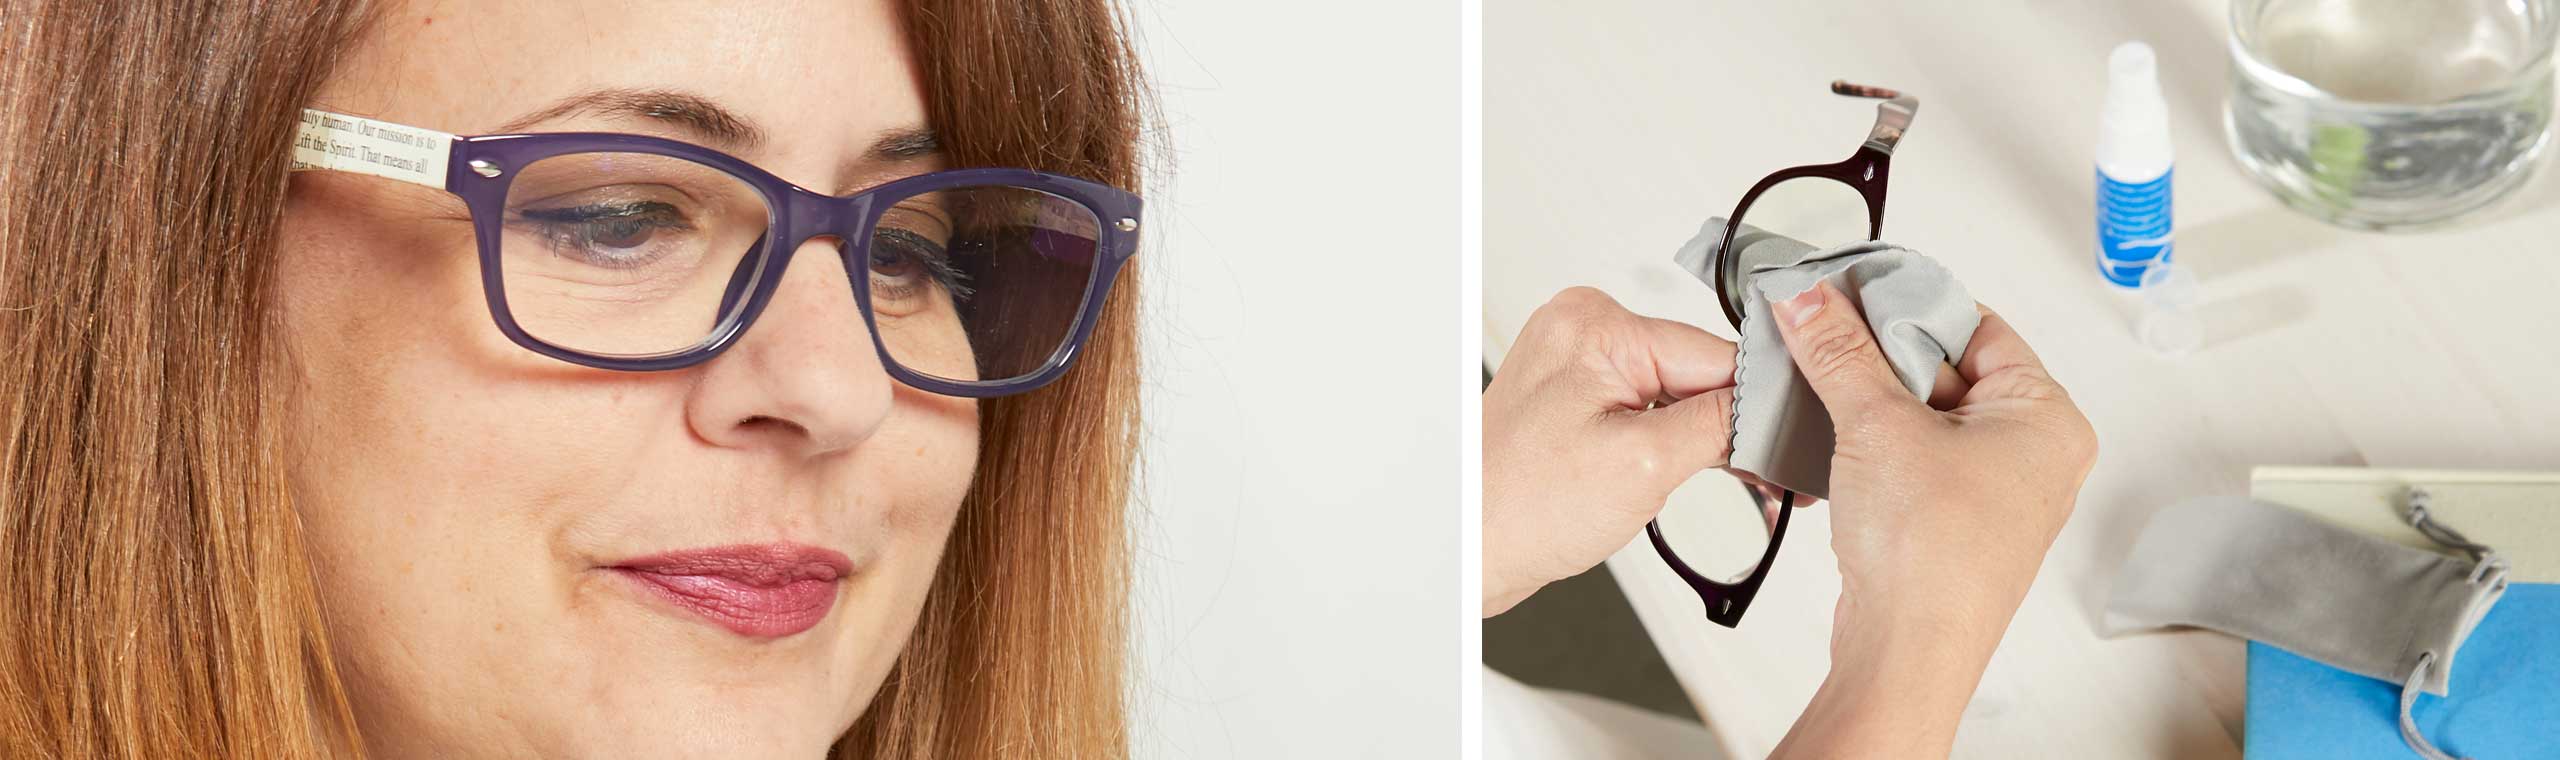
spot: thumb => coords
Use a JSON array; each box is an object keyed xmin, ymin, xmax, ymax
[
  {"xmin": 1766, "ymin": 280, "xmax": 1912, "ymax": 422},
  {"xmin": 1625, "ymin": 385, "xmax": 1737, "ymax": 483}
]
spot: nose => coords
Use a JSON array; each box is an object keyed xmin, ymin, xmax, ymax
[{"xmin": 683, "ymin": 236, "xmax": 890, "ymax": 457}]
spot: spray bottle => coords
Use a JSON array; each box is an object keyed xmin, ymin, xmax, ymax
[{"xmin": 2097, "ymin": 41, "xmax": 2173, "ymax": 288}]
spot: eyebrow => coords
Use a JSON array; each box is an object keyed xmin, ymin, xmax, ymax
[{"xmin": 490, "ymin": 87, "xmax": 940, "ymax": 162}]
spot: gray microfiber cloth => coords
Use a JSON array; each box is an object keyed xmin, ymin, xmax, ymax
[
  {"xmin": 1671, "ymin": 217, "xmax": 1978, "ymax": 500},
  {"xmin": 2103, "ymin": 496, "xmax": 2509, "ymax": 696}
]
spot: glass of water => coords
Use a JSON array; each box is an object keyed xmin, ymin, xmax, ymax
[{"xmin": 2226, "ymin": 0, "xmax": 2557, "ymax": 230}]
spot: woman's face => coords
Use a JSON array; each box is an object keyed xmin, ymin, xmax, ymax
[{"xmin": 275, "ymin": 1, "xmax": 978, "ymax": 757}]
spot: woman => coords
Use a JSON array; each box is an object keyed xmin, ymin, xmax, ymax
[
  {"xmin": 1483, "ymin": 284, "xmax": 2099, "ymax": 757},
  {"xmin": 0, "ymin": 1, "xmax": 1146, "ymax": 757}
]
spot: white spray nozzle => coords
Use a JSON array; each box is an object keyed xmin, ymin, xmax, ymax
[
  {"xmin": 2111, "ymin": 42, "xmax": 2157, "ymax": 86},
  {"xmin": 2104, "ymin": 42, "xmax": 2167, "ymax": 128}
]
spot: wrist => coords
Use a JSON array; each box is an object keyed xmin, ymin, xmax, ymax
[
  {"xmin": 1827, "ymin": 601, "xmax": 2000, "ymax": 692},
  {"xmin": 1832, "ymin": 578, "xmax": 2009, "ymax": 658},
  {"xmin": 1832, "ymin": 539, "xmax": 2037, "ymax": 660},
  {"xmin": 1478, "ymin": 505, "xmax": 1545, "ymax": 617},
  {"xmin": 1775, "ymin": 599, "xmax": 2002, "ymax": 758}
]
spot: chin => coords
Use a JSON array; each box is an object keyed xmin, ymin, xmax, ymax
[
  {"xmin": 555, "ymin": 687, "xmax": 853, "ymax": 760},
  {"xmin": 515, "ymin": 605, "xmax": 874, "ymax": 760}
]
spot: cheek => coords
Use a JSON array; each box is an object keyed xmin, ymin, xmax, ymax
[
  {"xmin": 848, "ymin": 397, "xmax": 979, "ymax": 625},
  {"xmin": 882, "ymin": 394, "xmax": 981, "ymax": 531},
  {"xmin": 814, "ymin": 396, "xmax": 976, "ymax": 724},
  {"xmin": 275, "ymin": 181, "xmax": 508, "ymax": 558},
  {"xmin": 273, "ymin": 177, "xmax": 678, "ymax": 528},
  {"xmin": 274, "ymin": 185, "xmax": 679, "ymax": 738},
  {"xmin": 273, "ymin": 179, "xmax": 527, "ymax": 381},
  {"xmin": 274, "ymin": 179, "xmax": 605, "ymax": 569}
]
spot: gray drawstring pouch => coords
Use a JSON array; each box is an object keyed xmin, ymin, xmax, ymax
[
  {"xmin": 1670, "ymin": 217, "xmax": 1978, "ymax": 500},
  {"xmin": 2104, "ymin": 491, "xmax": 2511, "ymax": 760}
]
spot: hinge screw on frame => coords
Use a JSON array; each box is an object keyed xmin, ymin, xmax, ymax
[{"xmin": 469, "ymin": 159, "xmax": 503, "ymax": 178}]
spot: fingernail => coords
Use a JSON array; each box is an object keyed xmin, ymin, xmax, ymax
[{"xmin": 1769, "ymin": 285, "xmax": 1824, "ymax": 327}]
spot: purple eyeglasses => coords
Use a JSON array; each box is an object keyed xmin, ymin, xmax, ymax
[
  {"xmin": 1650, "ymin": 81, "xmax": 1917, "ymax": 628},
  {"xmin": 290, "ymin": 108, "xmax": 1143, "ymax": 398}
]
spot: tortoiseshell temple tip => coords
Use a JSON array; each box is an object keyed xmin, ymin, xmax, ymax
[{"xmin": 1830, "ymin": 81, "xmax": 1902, "ymax": 99}]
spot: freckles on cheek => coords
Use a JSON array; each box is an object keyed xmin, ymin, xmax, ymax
[
  {"xmin": 276, "ymin": 201, "xmax": 493, "ymax": 388},
  {"xmin": 878, "ymin": 403, "xmax": 980, "ymax": 538},
  {"xmin": 443, "ymin": 401, "xmax": 653, "ymax": 512}
]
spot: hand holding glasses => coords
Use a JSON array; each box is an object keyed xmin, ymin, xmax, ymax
[
  {"xmin": 1649, "ymin": 81, "xmax": 1917, "ymax": 627},
  {"xmin": 290, "ymin": 109, "xmax": 1142, "ymax": 398}
]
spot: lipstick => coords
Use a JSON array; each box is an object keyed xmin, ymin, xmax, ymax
[{"xmin": 609, "ymin": 544, "xmax": 851, "ymax": 638}]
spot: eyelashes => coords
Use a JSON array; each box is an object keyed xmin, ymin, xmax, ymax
[
  {"xmin": 871, "ymin": 227, "xmax": 973, "ymax": 304},
  {"xmin": 516, "ymin": 201, "xmax": 696, "ymax": 269}
]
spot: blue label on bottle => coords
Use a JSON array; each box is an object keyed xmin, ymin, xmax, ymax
[{"xmin": 2097, "ymin": 168, "xmax": 2172, "ymax": 287}]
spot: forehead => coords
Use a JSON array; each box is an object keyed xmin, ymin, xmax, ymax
[{"xmin": 314, "ymin": 0, "xmax": 925, "ymax": 146}]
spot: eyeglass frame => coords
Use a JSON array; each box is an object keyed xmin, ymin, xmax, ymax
[
  {"xmin": 1647, "ymin": 81, "xmax": 1918, "ymax": 628},
  {"xmin": 289, "ymin": 109, "xmax": 1145, "ymax": 399}
]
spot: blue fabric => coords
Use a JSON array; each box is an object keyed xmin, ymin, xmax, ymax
[{"xmin": 2245, "ymin": 583, "xmax": 2560, "ymax": 758}]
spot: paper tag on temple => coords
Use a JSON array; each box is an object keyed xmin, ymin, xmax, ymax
[{"xmin": 291, "ymin": 110, "xmax": 454, "ymax": 189}]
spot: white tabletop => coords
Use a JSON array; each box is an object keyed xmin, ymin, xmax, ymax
[{"xmin": 1485, "ymin": 2, "xmax": 2560, "ymax": 757}]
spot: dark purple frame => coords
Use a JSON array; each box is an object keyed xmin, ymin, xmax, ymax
[
  {"xmin": 1654, "ymin": 81, "xmax": 1916, "ymax": 628},
  {"xmin": 436, "ymin": 131, "xmax": 1142, "ymax": 399}
]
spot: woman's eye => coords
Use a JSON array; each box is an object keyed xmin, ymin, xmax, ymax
[
  {"xmin": 871, "ymin": 228, "xmax": 971, "ymax": 305},
  {"xmin": 586, "ymin": 217, "xmax": 660, "ymax": 250},
  {"xmin": 518, "ymin": 201, "xmax": 693, "ymax": 267},
  {"xmin": 872, "ymin": 241, "xmax": 924, "ymax": 278}
]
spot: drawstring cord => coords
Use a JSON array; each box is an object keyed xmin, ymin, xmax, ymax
[
  {"xmin": 2406, "ymin": 488, "xmax": 2510, "ymax": 584},
  {"xmin": 2398, "ymin": 653, "xmax": 2464, "ymax": 760},
  {"xmin": 2392, "ymin": 488, "xmax": 2509, "ymax": 760}
]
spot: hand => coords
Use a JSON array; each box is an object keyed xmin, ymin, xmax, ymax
[
  {"xmin": 1762, "ymin": 281, "xmax": 2097, "ymax": 759},
  {"xmin": 1481, "ymin": 287, "xmax": 1741, "ymax": 617}
]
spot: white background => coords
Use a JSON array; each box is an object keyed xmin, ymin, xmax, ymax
[{"xmin": 1123, "ymin": 2, "xmax": 1461, "ymax": 757}]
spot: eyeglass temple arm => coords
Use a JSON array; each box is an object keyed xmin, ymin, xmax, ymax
[
  {"xmin": 291, "ymin": 108, "xmax": 460, "ymax": 191},
  {"xmin": 1831, "ymin": 81, "xmax": 1918, "ymax": 157}
]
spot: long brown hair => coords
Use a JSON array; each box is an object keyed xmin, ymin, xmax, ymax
[{"xmin": 0, "ymin": 1, "xmax": 1147, "ymax": 757}]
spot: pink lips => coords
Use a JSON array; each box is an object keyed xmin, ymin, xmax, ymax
[{"xmin": 610, "ymin": 544, "xmax": 852, "ymax": 638}]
